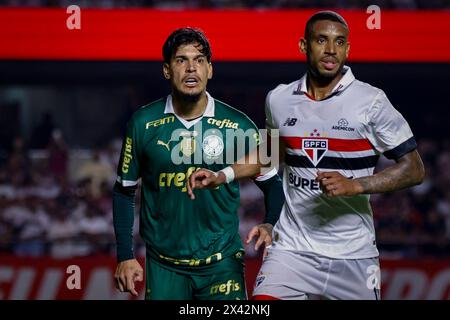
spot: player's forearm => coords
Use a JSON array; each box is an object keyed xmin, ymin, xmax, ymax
[
  {"xmin": 230, "ymin": 144, "xmax": 273, "ymax": 180},
  {"xmin": 113, "ymin": 182, "xmax": 136, "ymax": 262},
  {"xmin": 230, "ymin": 163, "xmax": 264, "ymax": 180},
  {"xmin": 355, "ymin": 150, "xmax": 425, "ymax": 194},
  {"xmin": 254, "ymin": 174, "xmax": 285, "ymax": 226}
]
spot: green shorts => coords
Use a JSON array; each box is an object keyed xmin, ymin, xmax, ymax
[{"xmin": 145, "ymin": 250, "xmax": 247, "ymax": 300}]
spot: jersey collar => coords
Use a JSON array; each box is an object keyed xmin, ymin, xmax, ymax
[
  {"xmin": 296, "ymin": 65, "xmax": 355, "ymax": 97},
  {"xmin": 164, "ymin": 91, "xmax": 215, "ymax": 117}
]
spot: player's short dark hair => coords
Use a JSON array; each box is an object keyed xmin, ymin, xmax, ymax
[
  {"xmin": 305, "ymin": 11, "xmax": 349, "ymax": 40},
  {"xmin": 162, "ymin": 27, "xmax": 212, "ymax": 63}
]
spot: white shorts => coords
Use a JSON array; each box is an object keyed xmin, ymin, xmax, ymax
[{"xmin": 252, "ymin": 249, "xmax": 381, "ymax": 300}]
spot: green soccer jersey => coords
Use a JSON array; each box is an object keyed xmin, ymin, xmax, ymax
[{"xmin": 116, "ymin": 92, "xmax": 260, "ymax": 268}]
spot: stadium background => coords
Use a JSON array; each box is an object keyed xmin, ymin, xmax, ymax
[{"xmin": 0, "ymin": 0, "xmax": 449, "ymax": 300}]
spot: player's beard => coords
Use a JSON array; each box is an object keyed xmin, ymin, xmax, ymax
[
  {"xmin": 172, "ymin": 86, "xmax": 202, "ymax": 103},
  {"xmin": 308, "ymin": 57, "xmax": 345, "ymax": 83}
]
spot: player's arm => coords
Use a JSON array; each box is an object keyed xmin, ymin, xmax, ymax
[
  {"xmin": 187, "ymin": 141, "xmax": 273, "ymax": 199},
  {"xmin": 246, "ymin": 168, "xmax": 285, "ymax": 256},
  {"xmin": 356, "ymin": 150, "xmax": 425, "ymax": 193},
  {"xmin": 317, "ymin": 150, "xmax": 424, "ymax": 197},
  {"xmin": 317, "ymin": 90, "xmax": 425, "ymax": 197},
  {"xmin": 230, "ymin": 133, "xmax": 286, "ymax": 180},
  {"xmin": 223, "ymin": 105, "xmax": 286, "ymax": 184},
  {"xmin": 113, "ymin": 183, "xmax": 143, "ymax": 296},
  {"xmin": 112, "ymin": 117, "xmax": 144, "ymax": 296},
  {"xmin": 187, "ymin": 133, "xmax": 286, "ymax": 199},
  {"xmin": 355, "ymin": 149, "xmax": 424, "ymax": 193},
  {"xmin": 187, "ymin": 89, "xmax": 283, "ymax": 198}
]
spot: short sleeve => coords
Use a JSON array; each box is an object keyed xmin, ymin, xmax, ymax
[
  {"xmin": 239, "ymin": 113, "xmax": 260, "ymax": 154},
  {"xmin": 265, "ymin": 90, "xmax": 277, "ymax": 130},
  {"xmin": 365, "ymin": 91, "xmax": 417, "ymax": 160}
]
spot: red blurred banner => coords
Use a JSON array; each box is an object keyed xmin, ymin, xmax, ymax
[
  {"xmin": 0, "ymin": 255, "xmax": 449, "ymax": 299},
  {"xmin": 0, "ymin": 9, "xmax": 449, "ymax": 61}
]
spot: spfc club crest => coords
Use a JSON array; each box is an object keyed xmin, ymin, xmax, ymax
[{"xmin": 302, "ymin": 139, "xmax": 328, "ymax": 166}]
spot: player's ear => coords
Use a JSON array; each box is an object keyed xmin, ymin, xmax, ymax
[
  {"xmin": 299, "ymin": 37, "xmax": 307, "ymax": 54},
  {"xmin": 163, "ymin": 63, "xmax": 171, "ymax": 80},
  {"xmin": 345, "ymin": 41, "xmax": 350, "ymax": 59},
  {"xmin": 207, "ymin": 62, "xmax": 213, "ymax": 80}
]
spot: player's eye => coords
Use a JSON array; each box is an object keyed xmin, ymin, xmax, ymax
[
  {"xmin": 336, "ymin": 39, "xmax": 345, "ymax": 46},
  {"xmin": 176, "ymin": 58, "xmax": 185, "ymax": 64},
  {"xmin": 196, "ymin": 57, "xmax": 205, "ymax": 64},
  {"xmin": 318, "ymin": 37, "xmax": 326, "ymax": 44}
]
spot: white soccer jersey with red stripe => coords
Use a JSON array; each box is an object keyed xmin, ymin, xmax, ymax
[{"xmin": 266, "ymin": 66, "xmax": 417, "ymax": 259}]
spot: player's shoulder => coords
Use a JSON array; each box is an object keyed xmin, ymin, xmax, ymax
[
  {"xmin": 213, "ymin": 98, "xmax": 257, "ymax": 129},
  {"xmin": 213, "ymin": 98, "xmax": 248, "ymax": 118},
  {"xmin": 128, "ymin": 97, "xmax": 167, "ymax": 125},
  {"xmin": 266, "ymin": 79, "xmax": 301, "ymax": 104},
  {"xmin": 350, "ymin": 79, "xmax": 386, "ymax": 100}
]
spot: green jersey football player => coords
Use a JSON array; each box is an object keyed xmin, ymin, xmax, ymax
[{"xmin": 112, "ymin": 27, "xmax": 284, "ymax": 300}]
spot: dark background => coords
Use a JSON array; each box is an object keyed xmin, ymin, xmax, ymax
[{"xmin": 1, "ymin": 61, "xmax": 448, "ymax": 148}]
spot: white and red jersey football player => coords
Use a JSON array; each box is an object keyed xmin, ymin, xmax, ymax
[{"xmin": 188, "ymin": 11, "xmax": 425, "ymax": 300}]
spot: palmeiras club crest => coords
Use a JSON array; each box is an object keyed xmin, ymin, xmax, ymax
[
  {"xmin": 179, "ymin": 131, "xmax": 197, "ymax": 157},
  {"xmin": 202, "ymin": 133, "xmax": 224, "ymax": 159}
]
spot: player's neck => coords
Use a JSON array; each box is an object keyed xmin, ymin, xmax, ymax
[
  {"xmin": 307, "ymin": 71, "xmax": 343, "ymax": 101},
  {"xmin": 171, "ymin": 91, "xmax": 208, "ymax": 120}
]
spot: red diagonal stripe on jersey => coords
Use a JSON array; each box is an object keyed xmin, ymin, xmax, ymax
[
  {"xmin": 282, "ymin": 136, "xmax": 373, "ymax": 152},
  {"xmin": 305, "ymin": 148, "xmax": 314, "ymax": 159}
]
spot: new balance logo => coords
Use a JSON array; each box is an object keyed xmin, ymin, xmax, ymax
[{"xmin": 283, "ymin": 118, "xmax": 297, "ymax": 126}]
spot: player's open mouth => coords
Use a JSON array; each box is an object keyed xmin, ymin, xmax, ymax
[
  {"xmin": 320, "ymin": 58, "xmax": 338, "ymax": 70},
  {"xmin": 320, "ymin": 61, "xmax": 338, "ymax": 70},
  {"xmin": 184, "ymin": 77, "xmax": 199, "ymax": 87}
]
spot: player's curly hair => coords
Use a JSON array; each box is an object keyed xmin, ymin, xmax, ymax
[
  {"xmin": 305, "ymin": 11, "xmax": 349, "ymax": 40},
  {"xmin": 162, "ymin": 27, "xmax": 212, "ymax": 63}
]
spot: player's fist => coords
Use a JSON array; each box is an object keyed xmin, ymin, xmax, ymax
[
  {"xmin": 114, "ymin": 259, "xmax": 144, "ymax": 296},
  {"xmin": 316, "ymin": 171, "xmax": 364, "ymax": 197},
  {"xmin": 187, "ymin": 168, "xmax": 226, "ymax": 200}
]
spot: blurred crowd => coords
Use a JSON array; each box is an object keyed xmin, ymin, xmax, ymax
[
  {"xmin": 0, "ymin": 0, "xmax": 448, "ymax": 9},
  {"xmin": 0, "ymin": 125, "xmax": 449, "ymax": 259},
  {"xmin": 0, "ymin": 132, "xmax": 122, "ymax": 258}
]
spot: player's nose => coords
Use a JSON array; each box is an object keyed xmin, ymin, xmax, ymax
[
  {"xmin": 186, "ymin": 60, "xmax": 196, "ymax": 72},
  {"xmin": 325, "ymin": 42, "xmax": 337, "ymax": 54},
  {"xmin": 325, "ymin": 44, "xmax": 336, "ymax": 55}
]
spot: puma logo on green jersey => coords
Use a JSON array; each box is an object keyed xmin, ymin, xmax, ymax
[
  {"xmin": 157, "ymin": 139, "xmax": 171, "ymax": 151},
  {"xmin": 159, "ymin": 167, "xmax": 200, "ymax": 192}
]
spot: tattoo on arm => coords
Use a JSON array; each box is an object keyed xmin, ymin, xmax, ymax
[{"xmin": 356, "ymin": 150, "xmax": 425, "ymax": 194}]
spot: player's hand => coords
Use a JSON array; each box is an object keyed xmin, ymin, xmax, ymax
[
  {"xmin": 316, "ymin": 171, "xmax": 364, "ymax": 197},
  {"xmin": 114, "ymin": 258, "xmax": 144, "ymax": 296},
  {"xmin": 187, "ymin": 168, "xmax": 226, "ymax": 200},
  {"xmin": 245, "ymin": 223, "xmax": 273, "ymax": 257}
]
